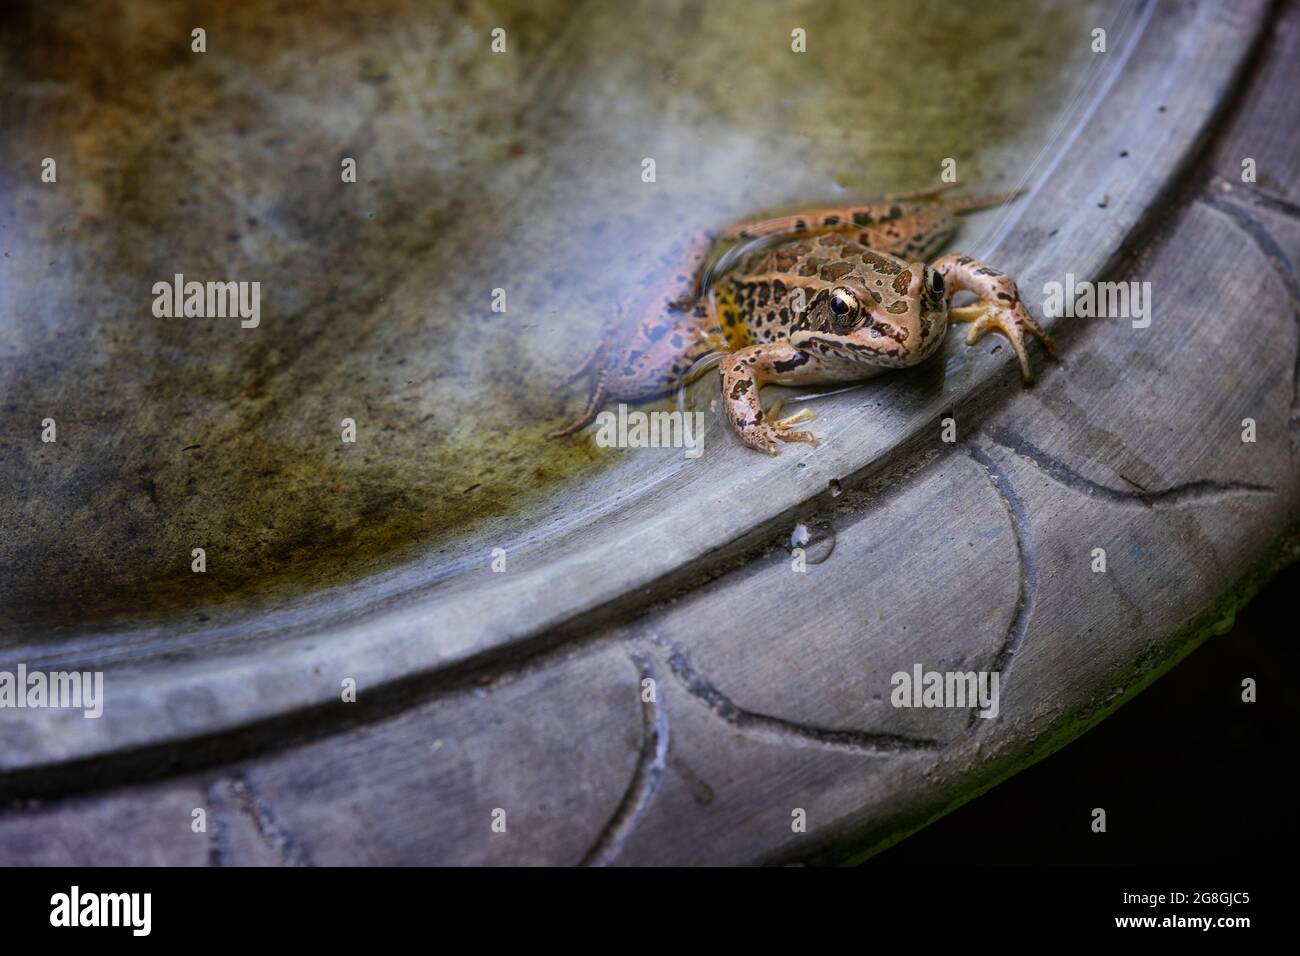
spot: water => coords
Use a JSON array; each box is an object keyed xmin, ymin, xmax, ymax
[
  {"xmin": 0, "ymin": 0, "xmax": 1103, "ymax": 637},
  {"xmin": 789, "ymin": 520, "xmax": 837, "ymax": 566}
]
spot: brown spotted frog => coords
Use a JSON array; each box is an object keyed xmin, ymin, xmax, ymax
[{"xmin": 552, "ymin": 186, "xmax": 1057, "ymax": 454}]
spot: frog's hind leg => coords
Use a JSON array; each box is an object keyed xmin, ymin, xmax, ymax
[
  {"xmin": 548, "ymin": 335, "xmax": 723, "ymax": 441},
  {"xmin": 886, "ymin": 184, "xmax": 1025, "ymax": 213},
  {"xmin": 880, "ymin": 183, "xmax": 959, "ymax": 202},
  {"xmin": 560, "ymin": 341, "xmax": 603, "ymax": 387},
  {"xmin": 717, "ymin": 187, "xmax": 1024, "ymax": 246},
  {"xmin": 927, "ymin": 187, "xmax": 1025, "ymax": 214},
  {"xmin": 720, "ymin": 203, "xmax": 908, "ymax": 243},
  {"xmin": 551, "ymin": 313, "xmax": 627, "ymax": 437},
  {"xmin": 550, "ymin": 294, "xmax": 725, "ymax": 440},
  {"xmin": 548, "ymin": 369, "xmax": 610, "ymax": 439},
  {"xmin": 861, "ymin": 188, "xmax": 1028, "ymax": 259},
  {"xmin": 559, "ymin": 313, "xmax": 624, "ymax": 387}
]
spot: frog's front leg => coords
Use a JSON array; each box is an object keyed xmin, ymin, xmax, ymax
[
  {"xmin": 933, "ymin": 253, "xmax": 1059, "ymax": 382},
  {"xmin": 719, "ymin": 342, "xmax": 830, "ymax": 455}
]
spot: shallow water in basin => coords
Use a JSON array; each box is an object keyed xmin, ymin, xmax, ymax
[{"xmin": 0, "ymin": 0, "xmax": 1111, "ymax": 639}]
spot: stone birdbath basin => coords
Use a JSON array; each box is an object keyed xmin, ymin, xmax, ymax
[{"xmin": 0, "ymin": 0, "xmax": 1295, "ymax": 864}]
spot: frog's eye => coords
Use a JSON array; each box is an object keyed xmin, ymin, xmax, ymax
[
  {"xmin": 829, "ymin": 289, "xmax": 858, "ymax": 318},
  {"xmin": 928, "ymin": 269, "xmax": 945, "ymax": 295},
  {"xmin": 826, "ymin": 288, "xmax": 861, "ymax": 333}
]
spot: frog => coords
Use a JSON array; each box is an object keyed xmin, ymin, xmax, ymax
[{"xmin": 551, "ymin": 185, "xmax": 1057, "ymax": 455}]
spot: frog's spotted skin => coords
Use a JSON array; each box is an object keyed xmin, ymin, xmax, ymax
[{"xmin": 551, "ymin": 188, "xmax": 1057, "ymax": 452}]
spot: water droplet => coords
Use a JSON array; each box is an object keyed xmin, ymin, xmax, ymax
[{"xmin": 788, "ymin": 519, "xmax": 836, "ymax": 564}]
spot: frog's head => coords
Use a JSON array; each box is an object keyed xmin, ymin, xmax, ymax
[{"xmin": 791, "ymin": 259, "xmax": 947, "ymax": 365}]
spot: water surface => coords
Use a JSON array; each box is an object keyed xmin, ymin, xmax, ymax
[{"xmin": 0, "ymin": 0, "xmax": 1102, "ymax": 638}]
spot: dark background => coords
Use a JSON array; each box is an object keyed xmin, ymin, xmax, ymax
[{"xmin": 872, "ymin": 561, "xmax": 1298, "ymax": 864}]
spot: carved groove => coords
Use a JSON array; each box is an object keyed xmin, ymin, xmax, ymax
[
  {"xmin": 966, "ymin": 443, "xmax": 1038, "ymax": 709},
  {"xmin": 204, "ymin": 780, "xmax": 230, "ymax": 868},
  {"xmin": 1200, "ymin": 192, "xmax": 1300, "ymax": 439},
  {"xmin": 649, "ymin": 635, "xmax": 940, "ymax": 755},
  {"xmin": 229, "ymin": 772, "xmax": 314, "ymax": 867},
  {"xmin": 580, "ymin": 650, "xmax": 668, "ymax": 866},
  {"xmin": 1216, "ymin": 183, "xmax": 1300, "ymax": 227},
  {"xmin": 984, "ymin": 426, "xmax": 1273, "ymax": 506}
]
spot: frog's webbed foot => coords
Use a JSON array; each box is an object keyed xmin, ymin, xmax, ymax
[
  {"xmin": 935, "ymin": 253, "xmax": 1059, "ymax": 383},
  {"xmin": 743, "ymin": 416, "xmax": 820, "ymax": 456},
  {"xmin": 720, "ymin": 346, "xmax": 826, "ymax": 454},
  {"xmin": 950, "ymin": 302, "xmax": 1057, "ymax": 382},
  {"xmin": 743, "ymin": 400, "xmax": 819, "ymax": 455}
]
